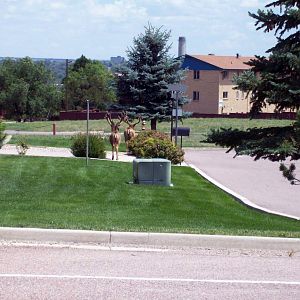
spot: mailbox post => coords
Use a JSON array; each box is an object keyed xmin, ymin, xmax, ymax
[
  {"xmin": 167, "ymin": 84, "xmax": 187, "ymax": 146},
  {"xmin": 171, "ymin": 127, "xmax": 190, "ymax": 148}
]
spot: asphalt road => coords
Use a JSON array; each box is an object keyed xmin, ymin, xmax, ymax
[
  {"xmin": 184, "ymin": 149, "xmax": 300, "ymax": 219},
  {"xmin": 0, "ymin": 242, "xmax": 299, "ymax": 299}
]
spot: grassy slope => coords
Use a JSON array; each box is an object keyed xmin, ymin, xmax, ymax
[
  {"xmin": 0, "ymin": 155, "xmax": 299, "ymax": 237},
  {"xmin": 5, "ymin": 118, "xmax": 293, "ymax": 147}
]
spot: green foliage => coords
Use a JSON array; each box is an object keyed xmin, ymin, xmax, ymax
[
  {"xmin": 0, "ymin": 120, "xmax": 6, "ymax": 148},
  {"xmin": 71, "ymin": 133, "xmax": 106, "ymax": 158},
  {"xmin": 117, "ymin": 24, "xmax": 188, "ymax": 129},
  {"xmin": 65, "ymin": 56, "xmax": 116, "ymax": 110},
  {"xmin": 128, "ymin": 130, "xmax": 184, "ymax": 164},
  {"xmin": 207, "ymin": 1, "xmax": 300, "ymax": 182},
  {"xmin": 0, "ymin": 57, "xmax": 61, "ymax": 120}
]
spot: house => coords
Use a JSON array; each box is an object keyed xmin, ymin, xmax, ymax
[{"xmin": 181, "ymin": 53, "xmax": 274, "ymax": 114}]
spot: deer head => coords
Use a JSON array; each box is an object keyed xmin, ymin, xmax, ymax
[
  {"xmin": 105, "ymin": 112, "xmax": 123, "ymax": 133},
  {"xmin": 121, "ymin": 111, "xmax": 141, "ymax": 129}
]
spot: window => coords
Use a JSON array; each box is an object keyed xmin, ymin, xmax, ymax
[
  {"xmin": 223, "ymin": 91, "xmax": 228, "ymax": 99},
  {"xmin": 221, "ymin": 71, "xmax": 228, "ymax": 80},
  {"xmin": 241, "ymin": 91, "xmax": 244, "ymax": 100},
  {"xmin": 193, "ymin": 91, "xmax": 200, "ymax": 101},
  {"xmin": 236, "ymin": 91, "xmax": 239, "ymax": 100},
  {"xmin": 193, "ymin": 70, "xmax": 200, "ymax": 79}
]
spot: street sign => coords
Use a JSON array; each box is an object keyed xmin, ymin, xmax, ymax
[
  {"xmin": 167, "ymin": 84, "xmax": 187, "ymax": 93},
  {"xmin": 172, "ymin": 108, "xmax": 183, "ymax": 117}
]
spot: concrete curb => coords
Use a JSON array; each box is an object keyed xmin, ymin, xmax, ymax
[
  {"xmin": 187, "ymin": 163, "xmax": 300, "ymax": 221},
  {"xmin": 0, "ymin": 227, "xmax": 299, "ymax": 251}
]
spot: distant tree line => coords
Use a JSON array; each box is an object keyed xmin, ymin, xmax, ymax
[
  {"xmin": 0, "ymin": 56, "xmax": 119, "ymax": 120},
  {"xmin": 0, "ymin": 24, "xmax": 184, "ymax": 124}
]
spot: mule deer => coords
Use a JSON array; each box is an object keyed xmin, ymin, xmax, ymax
[
  {"xmin": 121, "ymin": 112, "xmax": 141, "ymax": 153},
  {"xmin": 105, "ymin": 112, "xmax": 123, "ymax": 160}
]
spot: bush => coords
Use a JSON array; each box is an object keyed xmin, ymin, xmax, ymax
[
  {"xmin": 128, "ymin": 130, "xmax": 184, "ymax": 164},
  {"xmin": 71, "ymin": 133, "xmax": 106, "ymax": 159},
  {"xmin": 0, "ymin": 120, "xmax": 5, "ymax": 149},
  {"xmin": 16, "ymin": 136, "xmax": 29, "ymax": 155}
]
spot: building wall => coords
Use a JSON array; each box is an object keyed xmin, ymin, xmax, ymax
[
  {"xmin": 218, "ymin": 70, "xmax": 275, "ymax": 114},
  {"xmin": 183, "ymin": 70, "xmax": 219, "ymax": 114},
  {"xmin": 218, "ymin": 70, "xmax": 251, "ymax": 114}
]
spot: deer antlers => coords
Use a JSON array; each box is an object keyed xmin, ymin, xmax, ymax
[
  {"xmin": 105, "ymin": 112, "xmax": 123, "ymax": 127},
  {"xmin": 121, "ymin": 111, "xmax": 141, "ymax": 128}
]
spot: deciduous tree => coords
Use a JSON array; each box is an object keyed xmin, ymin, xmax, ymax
[
  {"xmin": 64, "ymin": 57, "xmax": 116, "ymax": 110},
  {"xmin": 0, "ymin": 57, "xmax": 61, "ymax": 120}
]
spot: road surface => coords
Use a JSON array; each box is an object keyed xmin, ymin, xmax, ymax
[{"xmin": 0, "ymin": 241, "xmax": 299, "ymax": 299}]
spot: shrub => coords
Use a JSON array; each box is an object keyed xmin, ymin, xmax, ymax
[
  {"xmin": 71, "ymin": 133, "xmax": 106, "ymax": 159},
  {"xmin": 128, "ymin": 130, "xmax": 184, "ymax": 164},
  {"xmin": 16, "ymin": 136, "xmax": 29, "ymax": 155},
  {"xmin": 0, "ymin": 120, "xmax": 6, "ymax": 149}
]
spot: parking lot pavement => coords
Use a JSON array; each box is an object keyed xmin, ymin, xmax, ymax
[
  {"xmin": 184, "ymin": 149, "xmax": 300, "ymax": 219},
  {"xmin": 0, "ymin": 242, "xmax": 299, "ymax": 300}
]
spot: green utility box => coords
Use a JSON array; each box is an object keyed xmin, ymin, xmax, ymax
[{"xmin": 133, "ymin": 158, "xmax": 172, "ymax": 186}]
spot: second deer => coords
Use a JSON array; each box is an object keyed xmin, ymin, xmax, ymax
[
  {"xmin": 121, "ymin": 112, "xmax": 141, "ymax": 153},
  {"xmin": 105, "ymin": 112, "xmax": 123, "ymax": 160}
]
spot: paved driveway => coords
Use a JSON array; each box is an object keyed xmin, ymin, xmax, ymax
[{"xmin": 184, "ymin": 149, "xmax": 300, "ymax": 219}]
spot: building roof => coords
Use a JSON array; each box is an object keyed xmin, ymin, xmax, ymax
[{"xmin": 189, "ymin": 54, "xmax": 254, "ymax": 70}]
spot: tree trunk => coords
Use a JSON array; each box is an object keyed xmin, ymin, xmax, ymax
[{"xmin": 151, "ymin": 118, "xmax": 157, "ymax": 130}]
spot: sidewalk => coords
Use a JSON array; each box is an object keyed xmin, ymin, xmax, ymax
[{"xmin": 0, "ymin": 144, "xmax": 135, "ymax": 162}]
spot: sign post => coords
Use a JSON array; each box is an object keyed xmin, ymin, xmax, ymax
[
  {"xmin": 86, "ymin": 100, "xmax": 89, "ymax": 166},
  {"xmin": 167, "ymin": 84, "xmax": 187, "ymax": 146}
]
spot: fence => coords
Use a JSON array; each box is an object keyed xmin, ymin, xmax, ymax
[{"xmin": 60, "ymin": 110, "xmax": 297, "ymax": 121}]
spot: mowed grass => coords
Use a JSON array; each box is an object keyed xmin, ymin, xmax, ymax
[
  {"xmin": 5, "ymin": 118, "xmax": 293, "ymax": 147},
  {"xmin": 8, "ymin": 135, "xmax": 127, "ymax": 152},
  {"xmin": 0, "ymin": 155, "xmax": 299, "ymax": 237}
]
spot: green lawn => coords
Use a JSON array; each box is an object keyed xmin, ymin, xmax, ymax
[
  {"xmin": 0, "ymin": 155, "xmax": 299, "ymax": 237},
  {"xmin": 4, "ymin": 118, "xmax": 293, "ymax": 147},
  {"xmin": 8, "ymin": 135, "xmax": 127, "ymax": 152}
]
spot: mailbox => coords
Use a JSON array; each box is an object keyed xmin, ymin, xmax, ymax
[{"xmin": 172, "ymin": 127, "xmax": 190, "ymax": 137}]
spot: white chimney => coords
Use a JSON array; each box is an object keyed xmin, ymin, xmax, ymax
[{"xmin": 178, "ymin": 37, "xmax": 186, "ymax": 57}]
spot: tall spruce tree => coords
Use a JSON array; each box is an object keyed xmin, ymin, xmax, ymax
[
  {"xmin": 207, "ymin": 0, "xmax": 300, "ymax": 183},
  {"xmin": 117, "ymin": 24, "xmax": 187, "ymax": 130}
]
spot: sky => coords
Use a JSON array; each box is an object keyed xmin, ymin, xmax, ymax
[{"xmin": 0, "ymin": 0, "xmax": 277, "ymax": 60}]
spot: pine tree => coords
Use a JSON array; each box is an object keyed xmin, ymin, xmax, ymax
[
  {"xmin": 207, "ymin": 0, "xmax": 300, "ymax": 183},
  {"xmin": 117, "ymin": 24, "xmax": 187, "ymax": 130}
]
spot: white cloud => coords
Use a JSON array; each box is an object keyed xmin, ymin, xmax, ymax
[
  {"xmin": 0, "ymin": 0, "xmax": 276, "ymax": 59},
  {"xmin": 85, "ymin": 0, "xmax": 147, "ymax": 22}
]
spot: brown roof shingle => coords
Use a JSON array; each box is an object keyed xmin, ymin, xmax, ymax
[{"xmin": 190, "ymin": 54, "xmax": 254, "ymax": 70}]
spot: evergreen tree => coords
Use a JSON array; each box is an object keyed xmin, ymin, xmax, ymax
[
  {"xmin": 207, "ymin": 0, "xmax": 300, "ymax": 183},
  {"xmin": 117, "ymin": 24, "xmax": 187, "ymax": 130}
]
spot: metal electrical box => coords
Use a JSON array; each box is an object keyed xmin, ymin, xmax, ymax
[{"xmin": 133, "ymin": 158, "xmax": 172, "ymax": 186}]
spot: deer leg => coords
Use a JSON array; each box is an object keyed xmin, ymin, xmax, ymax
[
  {"xmin": 112, "ymin": 145, "xmax": 114, "ymax": 160},
  {"xmin": 126, "ymin": 141, "xmax": 129, "ymax": 154},
  {"xmin": 116, "ymin": 144, "xmax": 119, "ymax": 160}
]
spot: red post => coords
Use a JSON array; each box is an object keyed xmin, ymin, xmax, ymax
[{"xmin": 52, "ymin": 123, "xmax": 56, "ymax": 136}]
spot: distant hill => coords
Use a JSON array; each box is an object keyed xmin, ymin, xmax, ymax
[{"xmin": 0, "ymin": 57, "xmax": 125, "ymax": 83}]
